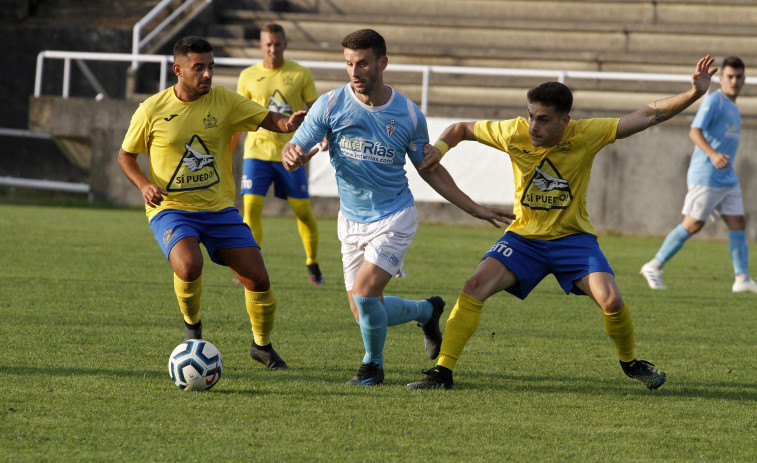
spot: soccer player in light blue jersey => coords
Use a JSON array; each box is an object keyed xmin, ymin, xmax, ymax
[
  {"xmin": 283, "ymin": 29, "xmax": 513, "ymax": 385},
  {"xmin": 641, "ymin": 57, "xmax": 757, "ymax": 293}
]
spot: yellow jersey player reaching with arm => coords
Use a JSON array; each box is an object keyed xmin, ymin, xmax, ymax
[
  {"xmin": 407, "ymin": 55, "xmax": 717, "ymax": 391},
  {"xmin": 118, "ymin": 36, "xmax": 305, "ymax": 370}
]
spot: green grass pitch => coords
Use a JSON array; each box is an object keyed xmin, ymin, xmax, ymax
[{"xmin": 1, "ymin": 203, "xmax": 754, "ymax": 461}]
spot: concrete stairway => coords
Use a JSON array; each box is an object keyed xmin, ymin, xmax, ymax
[{"xmin": 206, "ymin": 0, "xmax": 757, "ymax": 120}]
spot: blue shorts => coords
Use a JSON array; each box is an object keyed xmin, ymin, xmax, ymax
[
  {"xmin": 149, "ymin": 208, "xmax": 258, "ymax": 265},
  {"xmin": 241, "ymin": 158, "xmax": 309, "ymax": 200},
  {"xmin": 483, "ymin": 232, "xmax": 614, "ymax": 300}
]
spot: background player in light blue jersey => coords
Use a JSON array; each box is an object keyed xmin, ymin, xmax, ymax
[
  {"xmin": 641, "ymin": 56, "xmax": 757, "ymax": 293},
  {"xmin": 283, "ymin": 29, "xmax": 513, "ymax": 386}
]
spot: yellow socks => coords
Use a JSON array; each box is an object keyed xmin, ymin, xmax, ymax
[
  {"xmin": 174, "ymin": 273, "xmax": 202, "ymax": 325},
  {"xmin": 243, "ymin": 194, "xmax": 266, "ymax": 244},
  {"xmin": 603, "ymin": 302, "xmax": 635, "ymax": 362},
  {"xmin": 437, "ymin": 292, "xmax": 484, "ymax": 371},
  {"xmin": 245, "ymin": 288, "xmax": 277, "ymax": 346},
  {"xmin": 288, "ymin": 197, "xmax": 319, "ymax": 266}
]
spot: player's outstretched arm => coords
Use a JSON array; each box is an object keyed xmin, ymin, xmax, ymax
[
  {"xmin": 616, "ymin": 55, "xmax": 716, "ymax": 140},
  {"xmin": 418, "ymin": 121, "xmax": 477, "ymax": 171},
  {"xmin": 118, "ymin": 148, "xmax": 168, "ymax": 207},
  {"xmin": 260, "ymin": 110, "xmax": 308, "ymax": 133},
  {"xmin": 415, "ymin": 161, "xmax": 515, "ymax": 228}
]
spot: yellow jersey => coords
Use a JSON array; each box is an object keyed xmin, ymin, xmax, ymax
[
  {"xmin": 122, "ymin": 86, "xmax": 269, "ymax": 220},
  {"xmin": 474, "ymin": 117, "xmax": 619, "ymax": 239},
  {"xmin": 237, "ymin": 60, "xmax": 318, "ymax": 161}
]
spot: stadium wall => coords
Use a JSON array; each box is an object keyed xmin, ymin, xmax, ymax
[{"xmin": 28, "ymin": 96, "xmax": 757, "ymax": 240}]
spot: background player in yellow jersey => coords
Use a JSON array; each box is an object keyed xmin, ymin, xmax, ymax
[
  {"xmin": 232, "ymin": 23, "xmax": 325, "ymax": 284},
  {"xmin": 118, "ymin": 36, "xmax": 305, "ymax": 370},
  {"xmin": 407, "ymin": 55, "xmax": 717, "ymax": 390}
]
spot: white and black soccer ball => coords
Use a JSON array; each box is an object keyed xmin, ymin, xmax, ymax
[{"xmin": 168, "ymin": 339, "xmax": 223, "ymax": 391}]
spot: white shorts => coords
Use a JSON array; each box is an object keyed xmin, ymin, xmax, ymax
[
  {"xmin": 337, "ymin": 206, "xmax": 419, "ymax": 291},
  {"xmin": 682, "ymin": 184, "xmax": 744, "ymax": 221}
]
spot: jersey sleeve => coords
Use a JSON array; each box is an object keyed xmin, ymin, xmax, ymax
[
  {"xmin": 236, "ymin": 68, "xmax": 250, "ymax": 98},
  {"xmin": 406, "ymin": 103, "xmax": 429, "ymax": 163},
  {"xmin": 302, "ymin": 69, "xmax": 319, "ymax": 104},
  {"xmin": 691, "ymin": 92, "xmax": 716, "ymax": 130},
  {"xmin": 121, "ymin": 103, "xmax": 150, "ymax": 154},
  {"xmin": 584, "ymin": 118, "xmax": 619, "ymax": 153},
  {"xmin": 227, "ymin": 90, "xmax": 269, "ymax": 133},
  {"xmin": 474, "ymin": 120, "xmax": 513, "ymax": 152},
  {"xmin": 291, "ymin": 92, "xmax": 330, "ymax": 152}
]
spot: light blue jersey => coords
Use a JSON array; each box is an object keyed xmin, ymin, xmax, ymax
[
  {"xmin": 687, "ymin": 90, "xmax": 740, "ymax": 187},
  {"xmin": 291, "ymin": 84, "xmax": 428, "ymax": 222}
]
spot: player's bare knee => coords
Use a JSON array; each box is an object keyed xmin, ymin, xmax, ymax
[
  {"xmin": 462, "ymin": 274, "xmax": 489, "ymax": 300},
  {"xmin": 601, "ymin": 295, "xmax": 624, "ymax": 314},
  {"xmin": 174, "ymin": 262, "xmax": 202, "ymax": 282},
  {"xmin": 243, "ymin": 271, "xmax": 270, "ymax": 292}
]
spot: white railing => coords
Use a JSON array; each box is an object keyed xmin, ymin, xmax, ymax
[
  {"xmin": 37, "ymin": 51, "xmax": 757, "ymax": 114},
  {"xmin": 0, "ymin": 176, "xmax": 89, "ymax": 194},
  {"xmin": 131, "ymin": 0, "xmax": 213, "ymax": 69}
]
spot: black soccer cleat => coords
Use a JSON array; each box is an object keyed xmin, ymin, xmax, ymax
[
  {"xmin": 250, "ymin": 342, "xmax": 290, "ymax": 370},
  {"xmin": 346, "ymin": 362, "xmax": 384, "ymax": 386},
  {"xmin": 183, "ymin": 320, "xmax": 202, "ymax": 340},
  {"xmin": 620, "ymin": 359, "xmax": 666, "ymax": 390},
  {"xmin": 307, "ymin": 263, "xmax": 325, "ymax": 285},
  {"xmin": 419, "ymin": 296, "xmax": 445, "ymax": 359},
  {"xmin": 406, "ymin": 366, "xmax": 454, "ymax": 390}
]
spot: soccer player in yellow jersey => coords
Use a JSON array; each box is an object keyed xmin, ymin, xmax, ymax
[
  {"xmin": 231, "ymin": 23, "xmax": 324, "ymax": 284},
  {"xmin": 407, "ymin": 55, "xmax": 717, "ymax": 390},
  {"xmin": 118, "ymin": 36, "xmax": 305, "ymax": 370}
]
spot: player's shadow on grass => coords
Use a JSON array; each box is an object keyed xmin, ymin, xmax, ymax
[{"xmin": 429, "ymin": 369, "xmax": 757, "ymax": 400}]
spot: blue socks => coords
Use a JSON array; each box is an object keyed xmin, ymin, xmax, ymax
[
  {"xmin": 655, "ymin": 224, "xmax": 691, "ymax": 265},
  {"xmin": 383, "ymin": 297, "xmax": 433, "ymax": 326},
  {"xmin": 729, "ymin": 230, "xmax": 749, "ymax": 275},
  {"xmin": 352, "ymin": 295, "xmax": 387, "ymax": 367},
  {"xmin": 352, "ymin": 296, "xmax": 434, "ymax": 367}
]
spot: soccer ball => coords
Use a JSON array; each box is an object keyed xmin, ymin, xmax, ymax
[{"xmin": 168, "ymin": 339, "xmax": 223, "ymax": 391}]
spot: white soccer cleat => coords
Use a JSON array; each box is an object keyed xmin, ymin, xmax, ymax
[
  {"xmin": 732, "ymin": 277, "xmax": 757, "ymax": 293},
  {"xmin": 640, "ymin": 263, "xmax": 667, "ymax": 290}
]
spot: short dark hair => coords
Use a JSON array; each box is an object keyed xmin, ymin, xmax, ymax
[
  {"xmin": 173, "ymin": 36, "xmax": 213, "ymax": 62},
  {"xmin": 722, "ymin": 56, "xmax": 745, "ymax": 71},
  {"xmin": 341, "ymin": 29, "xmax": 386, "ymax": 59},
  {"xmin": 262, "ymin": 23, "xmax": 286, "ymax": 40},
  {"xmin": 527, "ymin": 81, "xmax": 573, "ymax": 115}
]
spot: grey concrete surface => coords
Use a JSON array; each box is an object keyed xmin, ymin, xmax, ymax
[{"xmin": 29, "ymin": 96, "xmax": 757, "ymax": 240}]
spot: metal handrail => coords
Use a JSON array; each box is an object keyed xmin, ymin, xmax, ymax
[
  {"xmin": 35, "ymin": 50, "xmax": 756, "ymax": 114},
  {"xmin": 131, "ymin": 0, "xmax": 213, "ymax": 69}
]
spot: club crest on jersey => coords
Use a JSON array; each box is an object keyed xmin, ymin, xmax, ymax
[
  {"xmin": 203, "ymin": 113, "xmax": 217, "ymax": 129},
  {"xmin": 386, "ymin": 119, "xmax": 396, "ymax": 137},
  {"xmin": 166, "ymin": 134, "xmax": 220, "ymax": 192},
  {"xmin": 556, "ymin": 141, "xmax": 572, "ymax": 152},
  {"xmin": 520, "ymin": 158, "xmax": 573, "ymax": 211}
]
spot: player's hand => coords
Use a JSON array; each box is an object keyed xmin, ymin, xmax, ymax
[
  {"xmin": 282, "ymin": 142, "xmax": 311, "ymax": 171},
  {"xmin": 285, "ymin": 110, "xmax": 308, "ymax": 132},
  {"xmin": 418, "ymin": 143, "xmax": 443, "ymax": 172},
  {"xmin": 691, "ymin": 54, "xmax": 717, "ymax": 96},
  {"xmin": 140, "ymin": 184, "xmax": 168, "ymax": 208},
  {"xmin": 709, "ymin": 151, "xmax": 731, "ymax": 170},
  {"xmin": 472, "ymin": 205, "xmax": 516, "ymax": 228}
]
